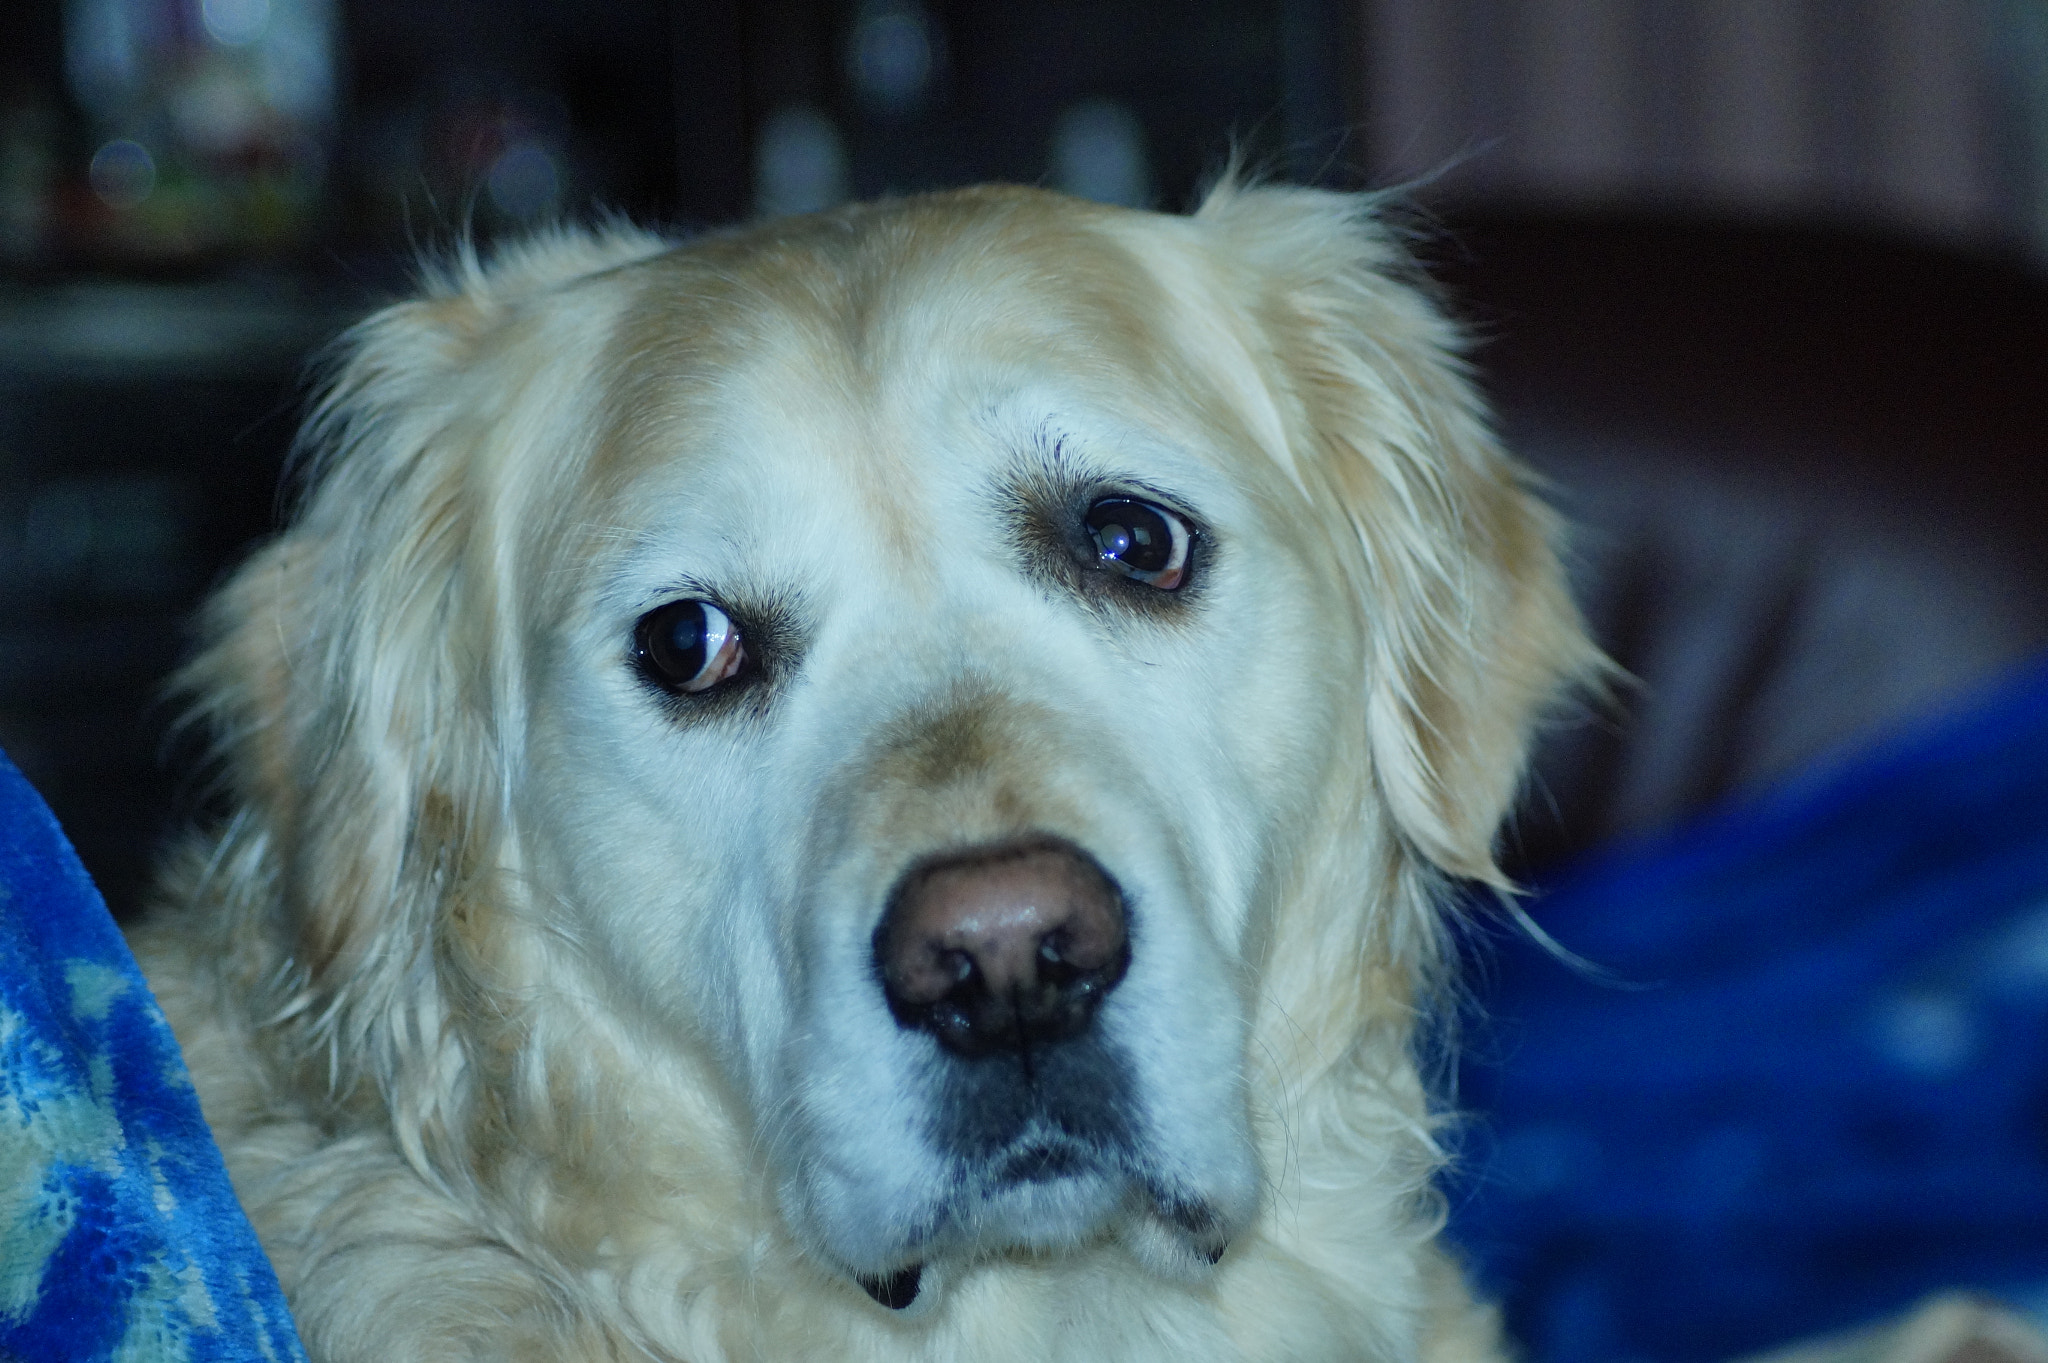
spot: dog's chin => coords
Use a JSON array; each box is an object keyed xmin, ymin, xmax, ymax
[
  {"xmin": 806, "ymin": 1138, "xmax": 1237, "ymax": 1310},
  {"xmin": 956, "ymin": 1159, "xmax": 1128, "ymax": 1252},
  {"xmin": 802, "ymin": 1150, "xmax": 1128, "ymax": 1277}
]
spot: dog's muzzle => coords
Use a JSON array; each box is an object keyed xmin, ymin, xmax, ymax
[{"xmin": 850, "ymin": 836, "xmax": 1143, "ymax": 1308}]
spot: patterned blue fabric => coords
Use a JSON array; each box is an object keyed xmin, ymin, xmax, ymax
[
  {"xmin": 0, "ymin": 749, "xmax": 306, "ymax": 1362},
  {"xmin": 1452, "ymin": 654, "xmax": 2048, "ymax": 1362}
]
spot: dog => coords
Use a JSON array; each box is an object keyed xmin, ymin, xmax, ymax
[{"xmin": 133, "ymin": 179, "xmax": 1595, "ymax": 1361}]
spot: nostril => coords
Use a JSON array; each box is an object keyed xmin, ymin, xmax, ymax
[{"xmin": 875, "ymin": 837, "xmax": 1129, "ymax": 1059}]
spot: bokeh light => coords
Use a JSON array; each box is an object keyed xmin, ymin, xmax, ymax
[
  {"xmin": 754, "ymin": 106, "xmax": 849, "ymax": 218},
  {"xmin": 486, "ymin": 141, "xmax": 561, "ymax": 222},
  {"xmin": 87, "ymin": 139, "xmax": 155, "ymax": 210},
  {"xmin": 1051, "ymin": 99, "xmax": 1151, "ymax": 208},
  {"xmin": 847, "ymin": 0, "xmax": 937, "ymax": 113},
  {"xmin": 201, "ymin": 0, "xmax": 272, "ymax": 48}
]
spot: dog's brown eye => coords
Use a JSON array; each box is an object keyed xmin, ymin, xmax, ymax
[
  {"xmin": 1086, "ymin": 498, "xmax": 1190, "ymax": 590},
  {"xmin": 634, "ymin": 600, "xmax": 747, "ymax": 694}
]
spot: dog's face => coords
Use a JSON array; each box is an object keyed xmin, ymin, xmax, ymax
[
  {"xmin": 199, "ymin": 184, "xmax": 1589, "ymax": 1326},
  {"xmin": 521, "ymin": 206, "xmax": 1363, "ymax": 1288}
]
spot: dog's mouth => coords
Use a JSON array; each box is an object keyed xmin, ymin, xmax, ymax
[
  {"xmin": 845, "ymin": 1138, "xmax": 1231, "ymax": 1312},
  {"xmin": 995, "ymin": 1136, "xmax": 1093, "ymax": 1184}
]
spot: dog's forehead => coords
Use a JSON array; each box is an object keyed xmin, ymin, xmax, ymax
[{"xmin": 582, "ymin": 192, "xmax": 1274, "ymax": 580}]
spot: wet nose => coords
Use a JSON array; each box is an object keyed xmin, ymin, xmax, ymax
[{"xmin": 875, "ymin": 838, "xmax": 1129, "ymax": 1059}]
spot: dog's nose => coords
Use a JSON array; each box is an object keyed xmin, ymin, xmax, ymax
[{"xmin": 876, "ymin": 839, "xmax": 1129, "ymax": 1059}]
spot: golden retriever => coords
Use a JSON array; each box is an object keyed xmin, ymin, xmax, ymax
[{"xmin": 133, "ymin": 180, "xmax": 1595, "ymax": 1361}]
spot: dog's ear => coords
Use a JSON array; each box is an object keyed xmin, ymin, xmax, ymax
[
  {"xmin": 181, "ymin": 227, "xmax": 670, "ymax": 1089},
  {"xmin": 1195, "ymin": 184, "xmax": 1599, "ymax": 887}
]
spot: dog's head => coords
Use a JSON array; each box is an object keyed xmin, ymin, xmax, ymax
[{"xmin": 189, "ymin": 184, "xmax": 1591, "ymax": 1312}]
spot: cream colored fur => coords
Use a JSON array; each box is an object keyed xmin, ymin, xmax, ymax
[{"xmin": 131, "ymin": 182, "xmax": 1597, "ymax": 1362}]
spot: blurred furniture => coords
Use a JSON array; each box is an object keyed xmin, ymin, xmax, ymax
[{"xmin": 1423, "ymin": 211, "xmax": 2048, "ymax": 875}]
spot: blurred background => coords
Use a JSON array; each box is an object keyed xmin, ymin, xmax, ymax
[{"xmin": 0, "ymin": 2, "xmax": 2044, "ymax": 1359}]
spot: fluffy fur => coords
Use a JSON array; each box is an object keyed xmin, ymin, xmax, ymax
[{"xmin": 132, "ymin": 181, "xmax": 1596, "ymax": 1362}]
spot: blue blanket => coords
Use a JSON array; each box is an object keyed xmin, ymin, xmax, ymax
[
  {"xmin": 1452, "ymin": 654, "xmax": 2048, "ymax": 1361},
  {"xmin": 0, "ymin": 749, "xmax": 306, "ymax": 1362}
]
